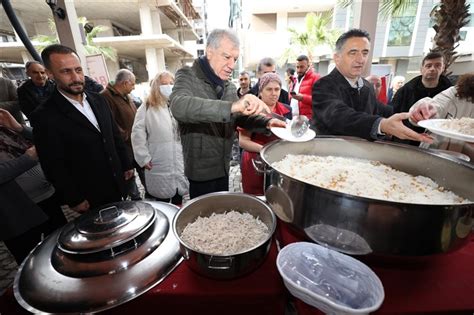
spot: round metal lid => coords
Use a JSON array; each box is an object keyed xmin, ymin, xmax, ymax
[
  {"xmin": 58, "ymin": 201, "xmax": 156, "ymax": 254},
  {"xmin": 14, "ymin": 201, "xmax": 183, "ymax": 314}
]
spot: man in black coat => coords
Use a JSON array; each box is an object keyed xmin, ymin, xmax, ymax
[
  {"xmin": 312, "ymin": 29, "xmax": 432, "ymax": 143},
  {"xmin": 30, "ymin": 44, "xmax": 133, "ymax": 213},
  {"xmin": 17, "ymin": 61, "xmax": 55, "ymax": 119},
  {"xmin": 390, "ymin": 51, "xmax": 452, "ymax": 145}
]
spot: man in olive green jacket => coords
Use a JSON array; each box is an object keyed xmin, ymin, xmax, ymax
[{"xmin": 170, "ymin": 29, "xmax": 284, "ymax": 198}]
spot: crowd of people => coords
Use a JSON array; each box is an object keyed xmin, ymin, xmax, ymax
[{"xmin": 0, "ymin": 27, "xmax": 473, "ymax": 265}]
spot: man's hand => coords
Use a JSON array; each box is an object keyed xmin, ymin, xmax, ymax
[
  {"xmin": 144, "ymin": 161, "xmax": 152, "ymax": 170},
  {"xmin": 409, "ymin": 101, "xmax": 437, "ymax": 124},
  {"xmin": 231, "ymin": 94, "xmax": 270, "ymax": 116},
  {"xmin": 124, "ymin": 169, "xmax": 134, "ymax": 180},
  {"xmin": 0, "ymin": 108, "xmax": 23, "ymax": 132},
  {"xmin": 71, "ymin": 200, "xmax": 90, "ymax": 213},
  {"xmin": 25, "ymin": 146, "xmax": 38, "ymax": 161},
  {"xmin": 292, "ymin": 93, "xmax": 303, "ymax": 101},
  {"xmin": 380, "ymin": 113, "xmax": 433, "ymax": 143},
  {"xmin": 267, "ymin": 118, "xmax": 286, "ymax": 129}
]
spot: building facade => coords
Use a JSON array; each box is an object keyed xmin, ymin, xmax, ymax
[{"xmin": 0, "ymin": 0, "xmax": 203, "ymax": 83}]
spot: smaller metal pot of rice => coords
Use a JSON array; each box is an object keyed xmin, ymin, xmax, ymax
[{"xmin": 172, "ymin": 192, "xmax": 276, "ymax": 279}]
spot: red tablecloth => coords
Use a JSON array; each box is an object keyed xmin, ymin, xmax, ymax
[
  {"xmin": 2, "ymin": 222, "xmax": 474, "ymax": 315},
  {"xmin": 277, "ymin": 222, "xmax": 474, "ymax": 315},
  {"xmin": 0, "ymin": 239, "xmax": 286, "ymax": 315}
]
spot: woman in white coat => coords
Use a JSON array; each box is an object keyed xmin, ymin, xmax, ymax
[
  {"xmin": 131, "ymin": 71, "xmax": 189, "ymax": 205},
  {"xmin": 409, "ymin": 72, "xmax": 474, "ymax": 162}
]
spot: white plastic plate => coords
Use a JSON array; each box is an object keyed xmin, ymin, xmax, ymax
[
  {"xmin": 419, "ymin": 119, "xmax": 474, "ymax": 143},
  {"xmin": 271, "ymin": 127, "xmax": 316, "ymax": 142}
]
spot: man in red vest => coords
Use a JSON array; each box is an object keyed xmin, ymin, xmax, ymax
[{"xmin": 289, "ymin": 55, "xmax": 320, "ymax": 119}]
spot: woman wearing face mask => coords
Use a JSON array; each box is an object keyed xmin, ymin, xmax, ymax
[{"xmin": 131, "ymin": 71, "xmax": 189, "ymax": 205}]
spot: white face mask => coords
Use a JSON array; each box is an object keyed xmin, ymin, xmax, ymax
[{"xmin": 159, "ymin": 84, "xmax": 174, "ymax": 98}]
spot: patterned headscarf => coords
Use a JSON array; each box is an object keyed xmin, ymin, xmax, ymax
[{"xmin": 259, "ymin": 73, "xmax": 282, "ymax": 91}]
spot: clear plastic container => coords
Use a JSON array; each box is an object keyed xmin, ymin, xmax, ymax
[{"xmin": 277, "ymin": 242, "xmax": 384, "ymax": 314}]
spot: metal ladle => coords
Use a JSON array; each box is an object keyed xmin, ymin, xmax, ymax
[
  {"xmin": 290, "ymin": 115, "xmax": 310, "ymax": 137},
  {"xmin": 267, "ymin": 113, "xmax": 310, "ymax": 138}
]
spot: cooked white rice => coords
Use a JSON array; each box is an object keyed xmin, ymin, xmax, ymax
[
  {"xmin": 272, "ymin": 155, "xmax": 470, "ymax": 204},
  {"xmin": 180, "ymin": 211, "xmax": 270, "ymax": 255},
  {"xmin": 439, "ymin": 117, "xmax": 474, "ymax": 135}
]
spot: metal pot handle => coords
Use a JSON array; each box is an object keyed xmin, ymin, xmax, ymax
[
  {"xmin": 110, "ymin": 238, "xmax": 139, "ymax": 258},
  {"xmin": 251, "ymin": 156, "xmax": 267, "ymax": 174},
  {"xmin": 208, "ymin": 256, "xmax": 233, "ymax": 270},
  {"xmin": 97, "ymin": 206, "xmax": 121, "ymax": 222}
]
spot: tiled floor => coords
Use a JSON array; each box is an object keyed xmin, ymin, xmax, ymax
[{"xmin": 0, "ymin": 165, "xmax": 242, "ymax": 296}]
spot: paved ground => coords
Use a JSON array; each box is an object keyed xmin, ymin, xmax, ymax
[{"xmin": 0, "ymin": 166, "xmax": 242, "ymax": 296}]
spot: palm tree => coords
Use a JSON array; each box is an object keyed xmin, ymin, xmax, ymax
[
  {"xmin": 430, "ymin": 1, "xmax": 470, "ymax": 73},
  {"xmin": 279, "ymin": 11, "xmax": 341, "ymax": 66},
  {"xmin": 33, "ymin": 17, "xmax": 117, "ymax": 62},
  {"xmin": 338, "ymin": 0, "xmax": 471, "ymax": 74}
]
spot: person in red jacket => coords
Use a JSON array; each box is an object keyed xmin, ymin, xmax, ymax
[{"xmin": 289, "ymin": 55, "xmax": 320, "ymax": 119}]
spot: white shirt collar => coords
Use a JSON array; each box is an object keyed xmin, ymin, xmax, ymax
[
  {"xmin": 344, "ymin": 76, "xmax": 364, "ymax": 90},
  {"xmin": 59, "ymin": 90, "xmax": 101, "ymax": 131},
  {"xmin": 58, "ymin": 90, "xmax": 87, "ymax": 106}
]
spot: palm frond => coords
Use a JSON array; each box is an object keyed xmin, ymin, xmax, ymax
[
  {"xmin": 379, "ymin": 0, "xmax": 415, "ymax": 20},
  {"xmin": 337, "ymin": 0, "xmax": 352, "ymax": 9}
]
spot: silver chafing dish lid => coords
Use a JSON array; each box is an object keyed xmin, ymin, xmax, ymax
[{"xmin": 14, "ymin": 201, "xmax": 183, "ymax": 314}]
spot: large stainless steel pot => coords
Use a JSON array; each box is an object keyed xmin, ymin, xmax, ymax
[
  {"xmin": 173, "ymin": 192, "xmax": 276, "ymax": 279},
  {"xmin": 261, "ymin": 137, "xmax": 474, "ymax": 256},
  {"xmin": 14, "ymin": 201, "xmax": 183, "ymax": 314}
]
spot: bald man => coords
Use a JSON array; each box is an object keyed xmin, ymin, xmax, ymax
[
  {"xmin": 101, "ymin": 69, "xmax": 142, "ymax": 200},
  {"xmin": 17, "ymin": 61, "xmax": 55, "ymax": 118}
]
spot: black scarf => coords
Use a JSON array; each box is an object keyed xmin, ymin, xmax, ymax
[{"xmin": 198, "ymin": 56, "xmax": 225, "ymax": 99}]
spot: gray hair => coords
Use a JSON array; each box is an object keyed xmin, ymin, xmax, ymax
[
  {"xmin": 115, "ymin": 69, "xmax": 135, "ymax": 83},
  {"xmin": 206, "ymin": 29, "xmax": 239, "ymax": 50},
  {"xmin": 257, "ymin": 57, "xmax": 276, "ymax": 74},
  {"xmin": 25, "ymin": 60, "xmax": 43, "ymax": 71}
]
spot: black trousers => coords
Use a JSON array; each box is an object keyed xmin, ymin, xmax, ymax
[
  {"xmin": 189, "ymin": 176, "xmax": 229, "ymax": 199},
  {"xmin": 4, "ymin": 193, "xmax": 67, "ymax": 265}
]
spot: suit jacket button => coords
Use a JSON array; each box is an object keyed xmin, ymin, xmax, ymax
[{"xmin": 103, "ymin": 139, "xmax": 106, "ymax": 143}]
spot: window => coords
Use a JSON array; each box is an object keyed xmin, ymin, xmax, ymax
[
  {"xmin": 388, "ymin": 1, "xmax": 418, "ymax": 46},
  {"xmin": 469, "ymin": 0, "xmax": 474, "ymax": 27}
]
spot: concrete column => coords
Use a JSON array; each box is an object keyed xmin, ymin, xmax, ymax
[
  {"xmin": 352, "ymin": 0, "xmax": 379, "ymax": 76},
  {"xmin": 151, "ymin": 10, "xmax": 163, "ymax": 34},
  {"xmin": 139, "ymin": 2, "xmax": 153, "ymax": 35},
  {"xmin": 140, "ymin": 2, "xmax": 166, "ymax": 80},
  {"xmin": 54, "ymin": 0, "xmax": 88, "ymax": 74},
  {"xmin": 276, "ymin": 12, "xmax": 287, "ymax": 32},
  {"xmin": 166, "ymin": 57, "xmax": 181, "ymax": 74},
  {"xmin": 156, "ymin": 49, "xmax": 166, "ymax": 72},
  {"xmin": 145, "ymin": 48, "xmax": 166, "ymax": 81},
  {"xmin": 20, "ymin": 51, "xmax": 31, "ymax": 64}
]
